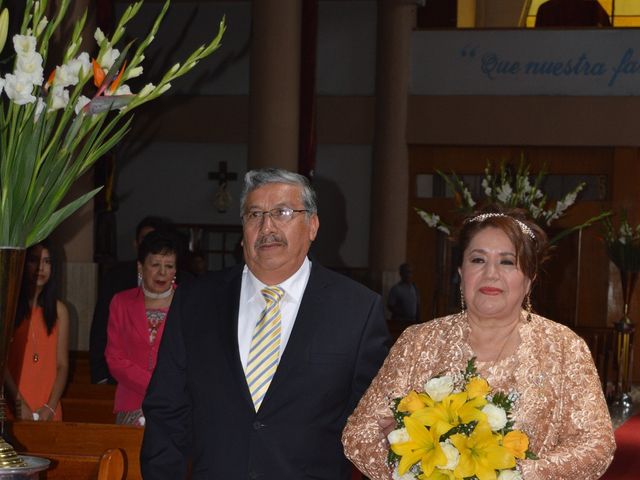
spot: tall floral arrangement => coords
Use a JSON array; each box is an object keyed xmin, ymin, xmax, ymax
[
  {"xmin": 602, "ymin": 210, "xmax": 640, "ymax": 273},
  {"xmin": 416, "ymin": 160, "xmax": 609, "ymax": 243},
  {"xmin": 0, "ymin": 0, "xmax": 226, "ymax": 247}
]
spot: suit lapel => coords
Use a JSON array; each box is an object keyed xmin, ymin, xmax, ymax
[
  {"xmin": 261, "ymin": 263, "xmax": 329, "ymax": 407},
  {"xmin": 216, "ymin": 267, "xmax": 254, "ymax": 407}
]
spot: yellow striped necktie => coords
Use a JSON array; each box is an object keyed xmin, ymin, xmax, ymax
[{"xmin": 246, "ymin": 286, "xmax": 284, "ymax": 411}]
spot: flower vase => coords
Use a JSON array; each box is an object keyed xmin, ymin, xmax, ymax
[
  {"xmin": 614, "ymin": 268, "xmax": 637, "ymax": 409},
  {"xmin": 0, "ymin": 248, "xmax": 26, "ymax": 468}
]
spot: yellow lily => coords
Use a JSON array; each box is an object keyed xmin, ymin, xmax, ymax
[
  {"xmin": 503, "ymin": 430, "xmax": 529, "ymax": 460},
  {"xmin": 391, "ymin": 416, "xmax": 448, "ymax": 477},
  {"xmin": 398, "ymin": 390, "xmax": 434, "ymax": 413},
  {"xmin": 412, "ymin": 391, "xmax": 486, "ymax": 438},
  {"xmin": 450, "ymin": 421, "xmax": 516, "ymax": 480},
  {"xmin": 420, "ymin": 468, "xmax": 459, "ymax": 480}
]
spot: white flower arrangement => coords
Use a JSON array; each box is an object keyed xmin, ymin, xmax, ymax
[
  {"xmin": 0, "ymin": 0, "xmax": 226, "ymax": 247},
  {"xmin": 415, "ymin": 159, "xmax": 610, "ymax": 244}
]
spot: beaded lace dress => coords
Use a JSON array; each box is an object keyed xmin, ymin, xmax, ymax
[{"xmin": 342, "ymin": 312, "xmax": 615, "ymax": 480}]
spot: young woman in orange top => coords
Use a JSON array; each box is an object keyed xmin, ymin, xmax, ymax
[{"xmin": 5, "ymin": 240, "xmax": 69, "ymax": 421}]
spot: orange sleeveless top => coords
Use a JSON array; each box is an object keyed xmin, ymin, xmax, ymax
[{"xmin": 7, "ymin": 307, "xmax": 62, "ymax": 420}]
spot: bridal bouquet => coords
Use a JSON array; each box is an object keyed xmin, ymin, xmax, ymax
[
  {"xmin": 0, "ymin": 0, "xmax": 225, "ymax": 247},
  {"xmin": 416, "ymin": 159, "xmax": 609, "ymax": 244},
  {"xmin": 387, "ymin": 360, "xmax": 535, "ymax": 480}
]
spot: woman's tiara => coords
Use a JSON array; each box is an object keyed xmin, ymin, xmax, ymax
[{"xmin": 467, "ymin": 213, "xmax": 536, "ymax": 240}]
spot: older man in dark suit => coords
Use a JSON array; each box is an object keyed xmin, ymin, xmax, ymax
[{"xmin": 141, "ymin": 168, "xmax": 389, "ymax": 479}]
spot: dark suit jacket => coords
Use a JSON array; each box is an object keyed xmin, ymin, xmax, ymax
[{"xmin": 141, "ymin": 262, "xmax": 389, "ymax": 480}]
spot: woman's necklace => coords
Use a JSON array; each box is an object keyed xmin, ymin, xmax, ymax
[
  {"xmin": 30, "ymin": 314, "xmax": 39, "ymax": 363},
  {"xmin": 467, "ymin": 311, "xmax": 522, "ymax": 368},
  {"xmin": 141, "ymin": 284, "xmax": 173, "ymax": 300}
]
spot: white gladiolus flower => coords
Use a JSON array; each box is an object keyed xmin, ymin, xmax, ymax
[
  {"xmin": 100, "ymin": 47, "xmax": 120, "ymax": 70},
  {"xmin": 13, "ymin": 34, "xmax": 37, "ymax": 56},
  {"xmin": 482, "ymin": 403, "xmax": 508, "ymax": 431},
  {"xmin": 158, "ymin": 83, "xmax": 171, "ymax": 94},
  {"xmin": 64, "ymin": 41, "xmax": 77, "ymax": 59},
  {"xmin": 0, "ymin": 78, "xmax": 5, "ymax": 96},
  {"xmin": 126, "ymin": 66, "xmax": 143, "ymax": 79},
  {"xmin": 387, "ymin": 428, "xmax": 410, "ymax": 445},
  {"xmin": 496, "ymin": 183, "xmax": 513, "ymax": 203},
  {"xmin": 498, "ymin": 469, "xmax": 522, "ymax": 480},
  {"xmin": 169, "ymin": 63, "xmax": 180, "ymax": 75},
  {"xmin": 392, "ymin": 466, "xmax": 418, "ymax": 480},
  {"xmin": 15, "ymin": 51, "xmax": 44, "ymax": 85},
  {"xmin": 48, "ymin": 85, "xmax": 69, "ymax": 111},
  {"xmin": 138, "ymin": 83, "xmax": 155, "ymax": 98},
  {"xmin": 437, "ymin": 225, "xmax": 451, "ymax": 235},
  {"xmin": 53, "ymin": 64, "xmax": 79, "ymax": 88},
  {"xmin": 424, "ymin": 375, "xmax": 454, "ymax": 402},
  {"xmin": 34, "ymin": 97, "xmax": 46, "ymax": 121},
  {"xmin": 112, "ymin": 84, "xmax": 131, "ymax": 96},
  {"xmin": 94, "ymin": 27, "xmax": 106, "ymax": 44},
  {"xmin": 69, "ymin": 52, "xmax": 92, "ymax": 78},
  {"xmin": 437, "ymin": 441, "xmax": 460, "ymax": 470},
  {"xmin": 36, "ymin": 17, "xmax": 48, "ymax": 35},
  {"xmin": 4, "ymin": 73, "xmax": 36, "ymax": 105},
  {"xmin": 74, "ymin": 95, "xmax": 90, "ymax": 115}
]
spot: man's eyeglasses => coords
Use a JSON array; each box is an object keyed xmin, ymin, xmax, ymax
[{"xmin": 242, "ymin": 207, "xmax": 309, "ymax": 225}]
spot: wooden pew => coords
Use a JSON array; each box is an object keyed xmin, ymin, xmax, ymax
[
  {"xmin": 21, "ymin": 448, "xmax": 124, "ymax": 480},
  {"xmin": 61, "ymin": 384, "xmax": 116, "ymax": 424},
  {"xmin": 7, "ymin": 421, "xmax": 143, "ymax": 480},
  {"xmin": 69, "ymin": 350, "xmax": 92, "ymax": 384}
]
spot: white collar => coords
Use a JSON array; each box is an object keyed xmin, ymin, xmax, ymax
[{"xmin": 243, "ymin": 257, "xmax": 311, "ymax": 304}]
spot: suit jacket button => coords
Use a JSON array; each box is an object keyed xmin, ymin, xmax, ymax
[{"xmin": 253, "ymin": 421, "xmax": 264, "ymax": 430}]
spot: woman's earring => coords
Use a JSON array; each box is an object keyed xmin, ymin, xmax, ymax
[
  {"xmin": 171, "ymin": 276, "xmax": 176, "ymax": 285},
  {"xmin": 460, "ymin": 287, "xmax": 466, "ymax": 312},
  {"xmin": 525, "ymin": 292, "xmax": 532, "ymax": 322},
  {"xmin": 137, "ymin": 272, "xmax": 143, "ymax": 286}
]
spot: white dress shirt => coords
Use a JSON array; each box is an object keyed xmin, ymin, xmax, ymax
[{"xmin": 238, "ymin": 257, "xmax": 312, "ymax": 373}]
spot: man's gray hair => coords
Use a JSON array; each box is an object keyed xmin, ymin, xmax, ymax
[{"xmin": 240, "ymin": 168, "xmax": 318, "ymax": 217}]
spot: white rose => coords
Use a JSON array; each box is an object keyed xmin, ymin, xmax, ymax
[
  {"xmin": 482, "ymin": 403, "xmax": 507, "ymax": 431},
  {"xmin": 74, "ymin": 95, "xmax": 90, "ymax": 115},
  {"xmin": 392, "ymin": 466, "xmax": 418, "ymax": 480},
  {"xmin": 498, "ymin": 469, "xmax": 522, "ymax": 480},
  {"xmin": 424, "ymin": 375, "xmax": 454, "ymax": 402},
  {"xmin": 15, "ymin": 51, "xmax": 44, "ymax": 85},
  {"xmin": 387, "ymin": 428, "xmax": 410, "ymax": 445},
  {"xmin": 48, "ymin": 85, "xmax": 69, "ymax": 111},
  {"xmin": 437, "ymin": 441, "xmax": 460, "ymax": 470},
  {"xmin": 13, "ymin": 34, "xmax": 37, "ymax": 56},
  {"xmin": 4, "ymin": 73, "xmax": 36, "ymax": 105}
]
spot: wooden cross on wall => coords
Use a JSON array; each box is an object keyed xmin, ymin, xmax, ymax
[
  {"xmin": 208, "ymin": 161, "xmax": 238, "ymax": 213},
  {"xmin": 208, "ymin": 161, "xmax": 238, "ymax": 186}
]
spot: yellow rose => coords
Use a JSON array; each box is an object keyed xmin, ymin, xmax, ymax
[
  {"xmin": 466, "ymin": 377, "xmax": 491, "ymax": 399},
  {"xmin": 503, "ymin": 430, "xmax": 529, "ymax": 459},
  {"xmin": 397, "ymin": 390, "xmax": 428, "ymax": 413}
]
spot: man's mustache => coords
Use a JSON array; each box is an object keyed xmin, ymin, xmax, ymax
[{"xmin": 255, "ymin": 234, "xmax": 287, "ymax": 248}]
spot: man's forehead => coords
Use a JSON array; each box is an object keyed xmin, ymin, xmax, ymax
[{"xmin": 246, "ymin": 183, "xmax": 302, "ymax": 204}]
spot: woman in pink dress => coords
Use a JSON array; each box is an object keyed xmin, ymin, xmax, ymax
[{"xmin": 106, "ymin": 230, "xmax": 180, "ymax": 426}]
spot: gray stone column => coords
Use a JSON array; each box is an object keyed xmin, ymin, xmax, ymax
[
  {"xmin": 249, "ymin": 1, "xmax": 301, "ymax": 171},
  {"xmin": 369, "ymin": 1, "xmax": 415, "ymax": 296}
]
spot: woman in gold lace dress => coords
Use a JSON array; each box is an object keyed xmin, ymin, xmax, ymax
[{"xmin": 343, "ymin": 206, "xmax": 615, "ymax": 480}]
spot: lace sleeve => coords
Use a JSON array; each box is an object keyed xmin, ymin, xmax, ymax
[
  {"xmin": 519, "ymin": 335, "xmax": 616, "ymax": 479},
  {"xmin": 342, "ymin": 326, "xmax": 421, "ymax": 480}
]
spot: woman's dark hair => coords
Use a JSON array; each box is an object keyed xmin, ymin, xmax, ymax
[
  {"xmin": 137, "ymin": 230, "xmax": 180, "ymax": 265},
  {"xmin": 15, "ymin": 239, "xmax": 60, "ymax": 335},
  {"xmin": 455, "ymin": 204, "xmax": 549, "ymax": 282}
]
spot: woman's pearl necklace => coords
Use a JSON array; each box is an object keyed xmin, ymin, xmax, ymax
[{"xmin": 142, "ymin": 284, "xmax": 173, "ymax": 299}]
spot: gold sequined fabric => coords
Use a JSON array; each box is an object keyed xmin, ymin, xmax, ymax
[{"xmin": 342, "ymin": 312, "xmax": 616, "ymax": 480}]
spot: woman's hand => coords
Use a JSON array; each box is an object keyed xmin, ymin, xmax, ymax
[
  {"xmin": 378, "ymin": 416, "xmax": 396, "ymax": 440},
  {"xmin": 35, "ymin": 404, "xmax": 55, "ymax": 422},
  {"xmin": 16, "ymin": 398, "xmax": 33, "ymax": 420}
]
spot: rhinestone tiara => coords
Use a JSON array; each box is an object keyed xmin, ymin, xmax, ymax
[{"xmin": 467, "ymin": 213, "xmax": 536, "ymax": 240}]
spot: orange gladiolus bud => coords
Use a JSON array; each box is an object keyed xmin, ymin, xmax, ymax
[{"xmin": 92, "ymin": 59, "xmax": 105, "ymax": 87}]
